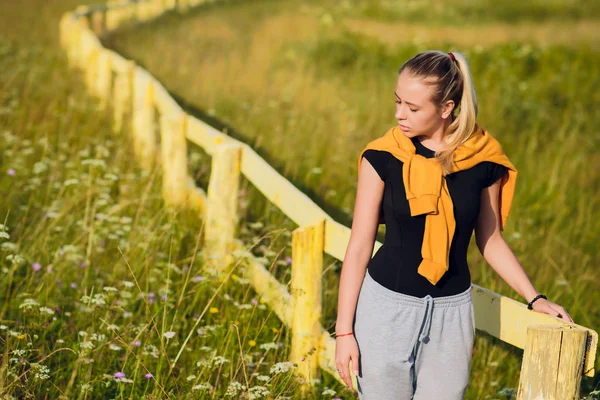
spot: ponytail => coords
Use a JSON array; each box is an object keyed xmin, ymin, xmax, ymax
[{"xmin": 398, "ymin": 50, "xmax": 478, "ymax": 175}]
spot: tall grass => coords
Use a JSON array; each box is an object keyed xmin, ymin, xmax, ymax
[
  {"xmin": 101, "ymin": 0, "xmax": 600, "ymax": 398},
  {"xmin": 0, "ymin": 1, "xmax": 358, "ymax": 398}
]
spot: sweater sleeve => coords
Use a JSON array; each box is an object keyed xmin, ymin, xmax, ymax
[
  {"xmin": 484, "ymin": 162, "xmax": 508, "ymax": 188},
  {"xmin": 362, "ymin": 150, "xmax": 389, "ymax": 182}
]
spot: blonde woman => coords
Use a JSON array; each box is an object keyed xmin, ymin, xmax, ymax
[{"xmin": 334, "ymin": 50, "xmax": 574, "ymax": 400}]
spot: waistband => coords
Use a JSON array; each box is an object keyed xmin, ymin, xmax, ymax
[{"xmin": 363, "ymin": 269, "xmax": 472, "ymax": 308}]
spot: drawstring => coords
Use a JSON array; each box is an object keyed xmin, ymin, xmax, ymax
[
  {"xmin": 405, "ymin": 295, "xmax": 434, "ymax": 363},
  {"xmin": 405, "ymin": 295, "xmax": 435, "ymax": 397}
]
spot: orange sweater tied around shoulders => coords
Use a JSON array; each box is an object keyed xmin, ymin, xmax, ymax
[{"xmin": 358, "ymin": 125, "xmax": 518, "ymax": 286}]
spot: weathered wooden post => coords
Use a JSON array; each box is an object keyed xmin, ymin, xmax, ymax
[
  {"xmin": 204, "ymin": 142, "xmax": 242, "ymax": 272},
  {"xmin": 132, "ymin": 73, "xmax": 157, "ymax": 170},
  {"xmin": 59, "ymin": 12, "xmax": 74, "ymax": 59},
  {"xmin": 96, "ymin": 50, "xmax": 112, "ymax": 109},
  {"xmin": 177, "ymin": 0, "xmax": 191, "ymax": 12},
  {"xmin": 290, "ymin": 219, "xmax": 325, "ymax": 392},
  {"xmin": 90, "ymin": 8, "xmax": 107, "ymax": 36},
  {"xmin": 113, "ymin": 61, "xmax": 135, "ymax": 133},
  {"xmin": 517, "ymin": 325, "xmax": 588, "ymax": 400},
  {"xmin": 160, "ymin": 112, "xmax": 189, "ymax": 206},
  {"xmin": 85, "ymin": 47, "xmax": 100, "ymax": 95}
]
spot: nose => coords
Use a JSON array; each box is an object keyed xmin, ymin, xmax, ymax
[{"xmin": 395, "ymin": 104, "xmax": 407, "ymax": 121}]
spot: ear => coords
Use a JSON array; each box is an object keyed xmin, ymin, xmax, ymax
[{"xmin": 441, "ymin": 100, "xmax": 455, "ymax": 119}]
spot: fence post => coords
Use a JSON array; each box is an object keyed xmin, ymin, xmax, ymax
[
  {"xmin": 85, "ymin": 47, "xmax": 100, "ymax": 95},
  {"xmin": 96, "ymin": 50, "xmax": 112, "ymax": 109},
  {"xmin": 160, "ymin": 113, "xmax": 189, "ymax": 206},
  {"xmin": 132, "ymin": 76, "xmax": 157, "ymax": 170},
  {"xmin": 517, "ymin": 325, "xmax": 588, "ymax": 400},
  {"xmin": 290, "ymin": 219, "xmax": 325, "ymax": 391},
  {"xmin": 113, "ymin": 61, "xmax": 135, "ymax": 133},
  {"xmin": 90, "ymin": 9, "xmax": 106, "ymax": 35},
  {"xmin": 204, "ymin": 142, "xmax": 242, "ymax": 272}
]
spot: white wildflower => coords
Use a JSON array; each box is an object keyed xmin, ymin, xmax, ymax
[
  {"xmin": 270, "ymin": 361, "xmax": 296, "ymax": 376},
  {"xmin": 38, "ymin": 307, "xmax": 55, "ymax": 315},
  {"xmin": 248, "ymin": 385, "xmax": 270, "ymax": 399},
  {"xmin": 225, "ymin": 381, "xmax": 246, "ymax": 397},
  {"xmin": 109, "ymin": 344, "xmax": 122, "ymax": 351},
  {"xmin": 191, "ymin": 382, "xmax": 213, "ymax": 391},
  {"xmin": 163, "ymin": 331, "xmax": 176, "ymax": 339}
]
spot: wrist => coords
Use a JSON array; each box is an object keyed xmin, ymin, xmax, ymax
[{"xmin": 527, "ymin": 294, "xmax": 547, "ymax": 310}]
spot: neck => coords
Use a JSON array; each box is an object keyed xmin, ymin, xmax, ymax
[{"xmin": 418, "ymin": 119, "xmax": 453, "ymax": 151}]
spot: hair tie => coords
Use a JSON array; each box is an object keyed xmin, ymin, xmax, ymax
[{"xmin": 448, "ymin": 52, "xmax": 456, "ymax": 62}]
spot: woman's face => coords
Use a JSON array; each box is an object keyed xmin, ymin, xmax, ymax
[{"xmin": 394, "ymin": 70, "xmax": 451, "ymax": 138}]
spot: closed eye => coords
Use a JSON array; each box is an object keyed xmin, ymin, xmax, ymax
[{"xmin": 395, "ymin": 100, "xmax": 417, "ymax": 112}]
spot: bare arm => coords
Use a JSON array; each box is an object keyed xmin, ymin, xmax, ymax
[
  {"xmin": 475, "ymin": 178, "xmax": 573, "ymax": 323},
  {"xmin": 335, "ymin": 157, "xmax": 384, "ymax": 334}
]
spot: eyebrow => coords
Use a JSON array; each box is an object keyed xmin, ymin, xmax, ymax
[{"xmin": 394, "ymin": 91, "xmax": 419, "ymax": 107}]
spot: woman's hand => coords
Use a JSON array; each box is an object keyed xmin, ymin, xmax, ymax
[
  {"xmin": 531, "ymin": 298, "xmax": 574, "ymax": 323},
  {"xmin": 335, "ymin": 334, "xmax": 360, "ymax": 388}
]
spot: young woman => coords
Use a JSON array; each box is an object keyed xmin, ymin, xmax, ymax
[{"xmin": 334, "ymin": 50, "xmax": 574, "ymax": 400}]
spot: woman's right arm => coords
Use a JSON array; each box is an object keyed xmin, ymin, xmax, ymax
[{"xmin": 334, "ymin": 156, "xmax": 384, "ymax": 385}]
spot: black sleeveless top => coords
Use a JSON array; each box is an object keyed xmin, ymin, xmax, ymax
[{"xmin": 362, "ymin": 136, "xmax": 508, "ymax": 298}]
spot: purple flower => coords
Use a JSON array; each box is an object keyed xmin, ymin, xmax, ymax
[
  {"xmin": 192, "ymin": 275, "xmax": 204, "ymax": 283},
  {"xmin": 182, "ymin": 265, "xmax": 189, "ymax": 272},
  {"xmin": 160, "ymin": 294, "xmax": 167, "ymax": 301},
  {"xmin": 114, "ymin": 371, "xmax": 125, "ymax": 379},
  {"xmin": 144, "ymin": 373, "xmax": 153, "ymax": 379},
  {"xmin": 70, "ymin": 282, "xmax": 77, "ymax": 289},
  {"xmin": 7, "ymin": 169, "xmax": 15, "ymax": 176},
  {"xmin": 32, "ymin": 262, "xmax": 42, "ymax": 272},
  {"xmin": 285, "ymin": 257, "xmax": 292, "ymax": 265},
  {"xmin": 148, "ymin": 292, "xmax": 155, "ymax": 304},
  {"xmin": 251, "ymin": 298, "xmax": 258, "ymax": 306},
  {"xmin": 131, "ymin": 340, "xmax": 141, "ymax": 347},
  {"xmin": 80, "ymin": 262, "xmax": 87, "ymax": 268}
]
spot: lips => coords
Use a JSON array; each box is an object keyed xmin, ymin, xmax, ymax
[{"xmin": 399, "ymin": 124, "xmax": 410, "ymax": 131}]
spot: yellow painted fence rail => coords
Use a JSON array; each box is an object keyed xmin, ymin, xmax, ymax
[{"xmin": 59, "ymin": 1, "xmax": 598, "ymax": 398}]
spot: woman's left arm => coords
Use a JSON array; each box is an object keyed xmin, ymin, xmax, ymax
[{"xmin": 474, "ymin": 179, "xmax": 574, "ymax": 324}]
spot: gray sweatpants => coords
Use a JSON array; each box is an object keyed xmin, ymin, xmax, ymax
[{"xmin": 353, "ymin": 269, "xmax": 475, "ymax": 400}]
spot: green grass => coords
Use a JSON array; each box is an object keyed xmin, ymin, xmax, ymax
[
  {"xmin": 0, "ymin": 1, "xmax": 356, "ymax": 398},
  {"xmin": 0, "ymin": 0, "xmax": 598, "ymax": 398},
  {"xmin": 328, "ymin": 0, "xmax": 600, "ymax": 25}
]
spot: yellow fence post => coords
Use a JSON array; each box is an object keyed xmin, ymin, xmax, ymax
[
  {"xmin": 517, "ymin": 325, "xmax": 588, "ymax": 400},
  {"xmin": 204, "ymin": 142, "xmax": 242, "ymax": 272},
  {"xmin": 113, "ymin": 61, "xmax": 135, "ymax": 133},
  {"xmin": 160, "ymin": 113, "xmax": 189, "ymax": 206},
  {"xmin": 85, "ymin": 47, "xmax": 100, "ymax": 95},
  {"xmin": 90, "ymin": 9, "xmax": 106, "ymax": 36},
  {"xmin": 290, "ymin": 219, "xmax": 325, "ymax": 391},
  {"xmin": 132, "ymin": 76, "xmax": 157, "ymax": 170},
  {"xmin": 96, "ymin": 50, "xmax": 112, "ymax": 109}
]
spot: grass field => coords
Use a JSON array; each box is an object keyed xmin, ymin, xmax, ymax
[{"xmin": 0, "ymin": 0, "xmax": 598, "ymax": 398}]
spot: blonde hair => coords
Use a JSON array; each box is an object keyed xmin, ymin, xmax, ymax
[{"xmin": 398, "ymin": 50, "xmax": 478, "ymax": 175}]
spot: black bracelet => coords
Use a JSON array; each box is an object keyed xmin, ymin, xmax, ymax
[{"xmin": 527, "ymin": 294, "xmax": 547, "ymax": 310}]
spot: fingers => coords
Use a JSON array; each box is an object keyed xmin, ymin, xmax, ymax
[
  {"xmin": 336, "ymin": 356, "xmax": 359, "ymax": 388},
  {"xmin": 549, "ymin": 304, "xmax": 575, "ymax": 324},
  {"xmin": 336, "ymin": 360, "xmax": 352, "ymax": 387}
]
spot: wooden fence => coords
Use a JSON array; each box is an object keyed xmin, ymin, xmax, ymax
[{"xmin": 59, "ymin": 1, "xmax": 598, "ymax": 398}]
